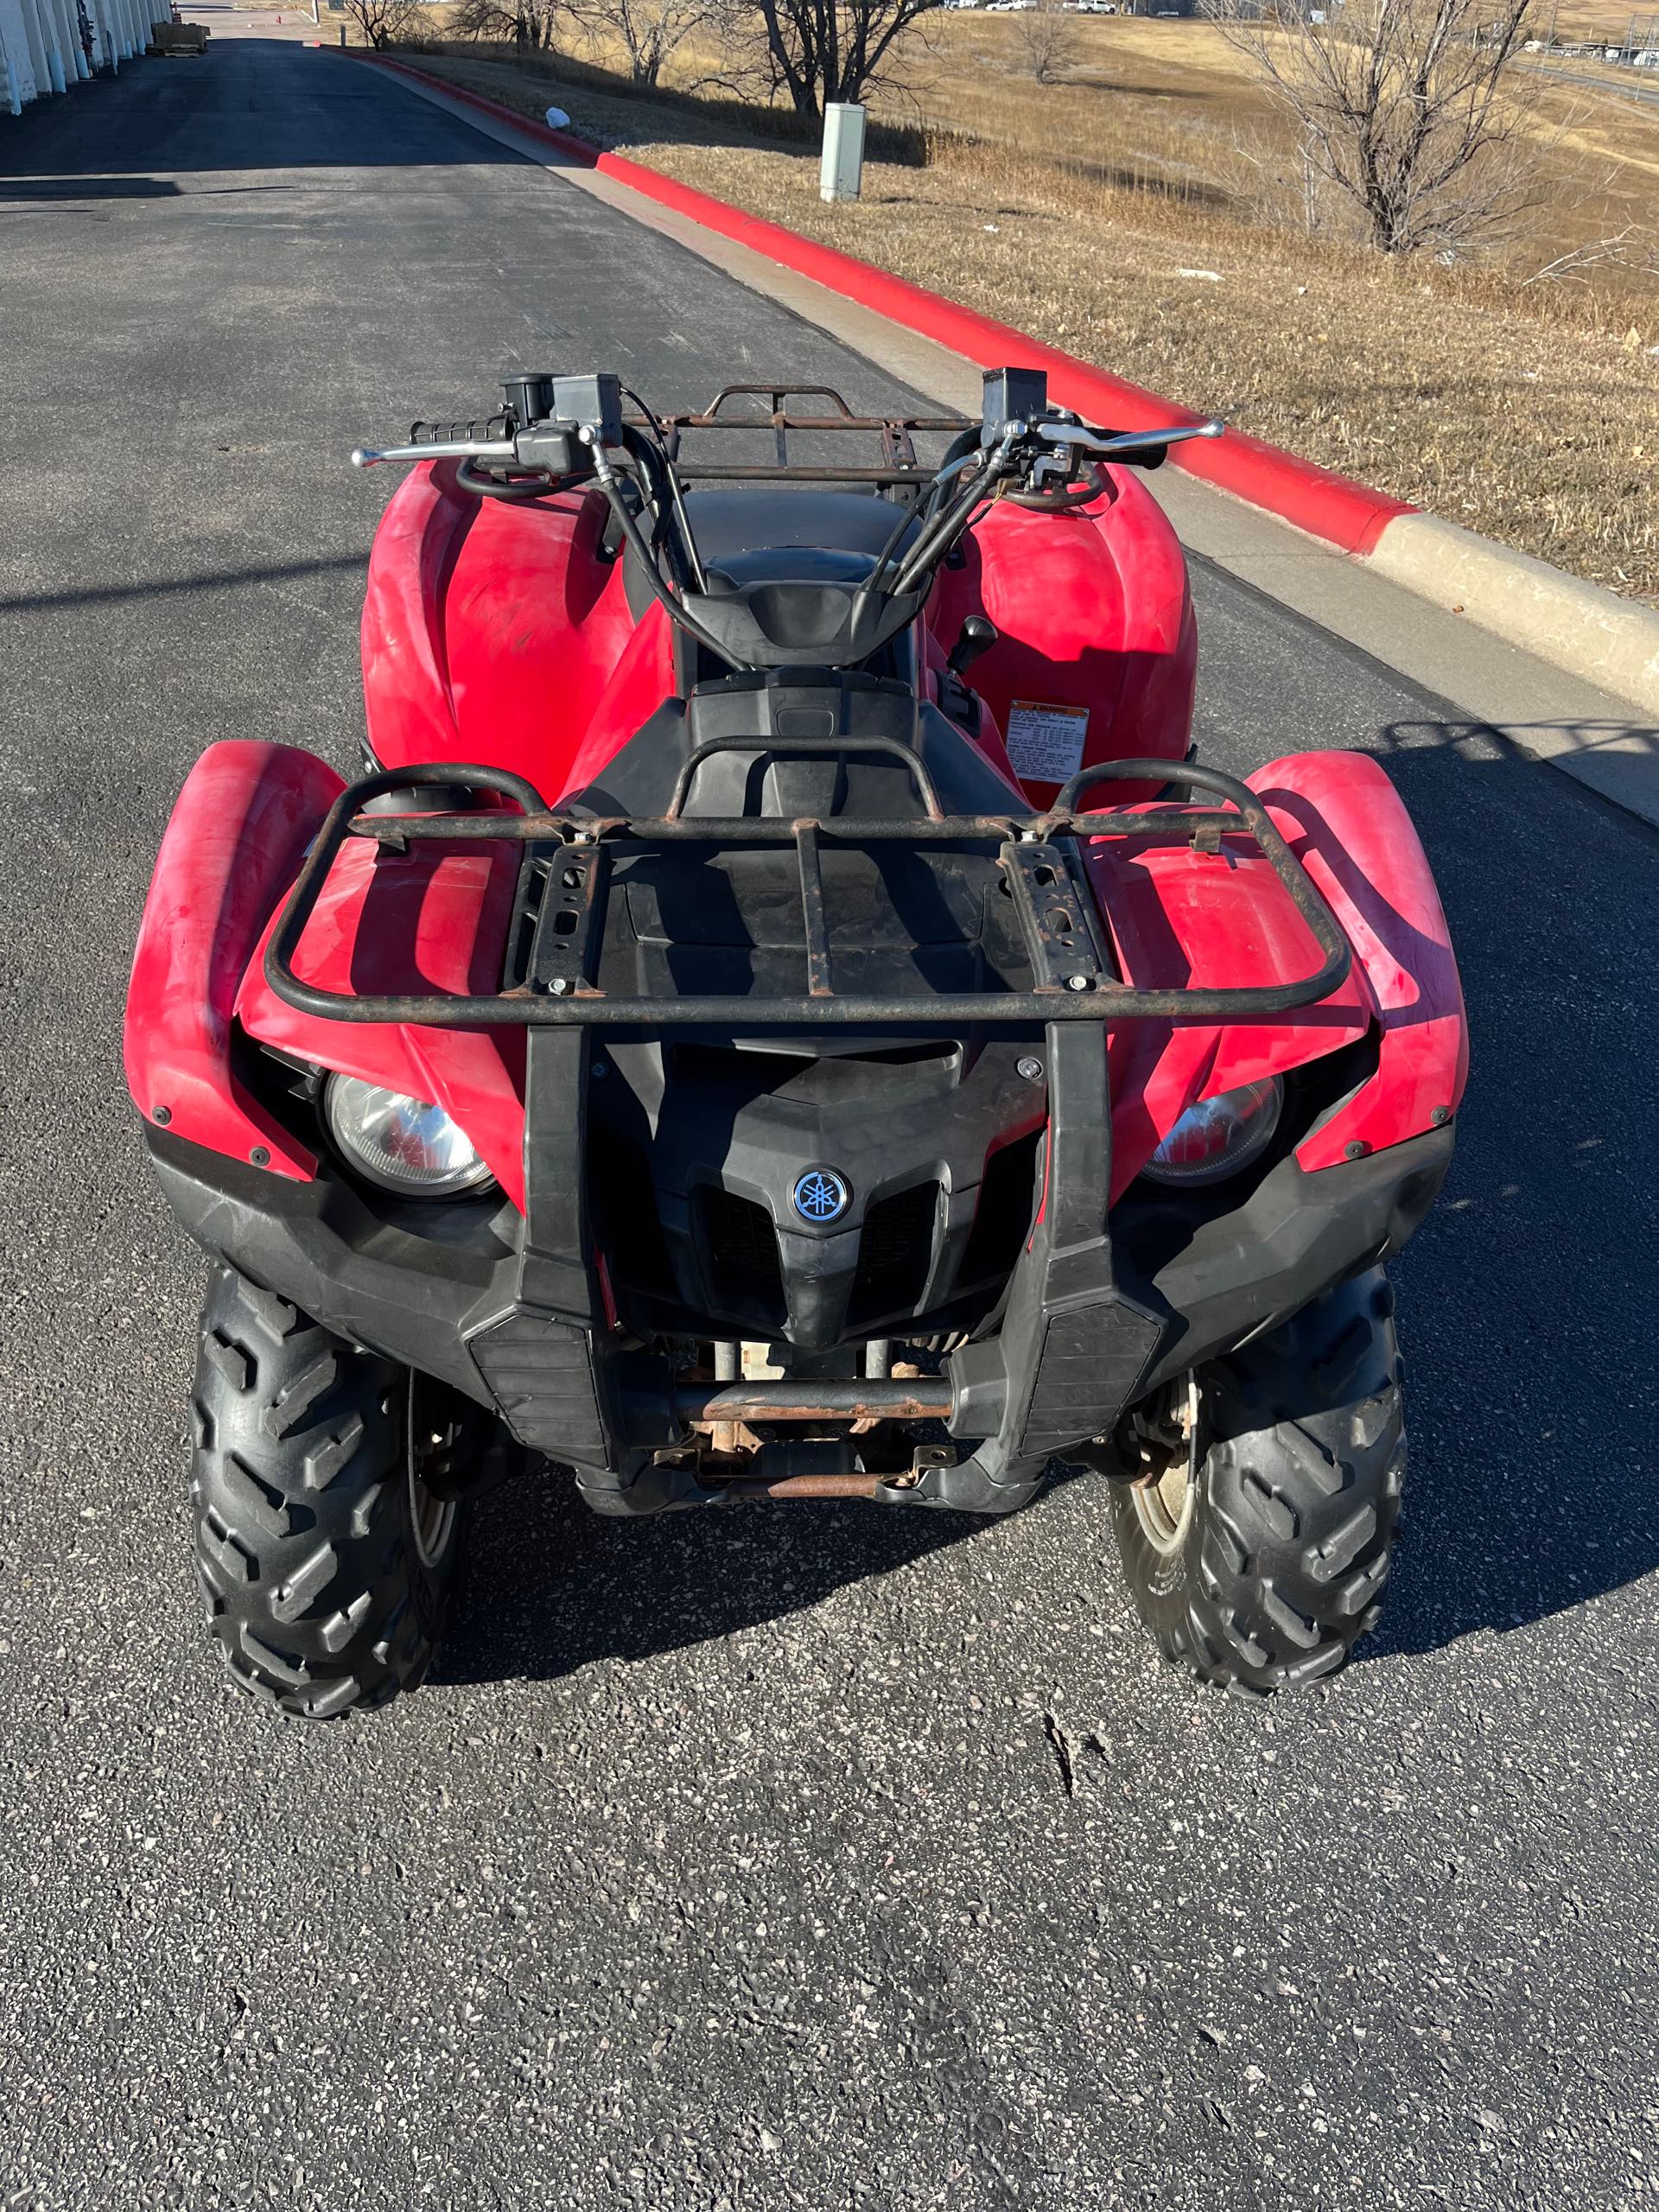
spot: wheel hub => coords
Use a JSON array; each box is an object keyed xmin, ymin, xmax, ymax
[
  {"xmin": 406, "ymin": 1375, "xmax": 460, "ymax": 1569},
  {"xmin": 1128, "ymin": 1373, "xmax": 1201, "ymax": 1557}
]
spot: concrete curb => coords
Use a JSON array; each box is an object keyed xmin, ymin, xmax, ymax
[
  {"xmin": 1367, "ymin": 514, "xmax": 1659, "ymax": 718},
  {"xmin": 353, "ymin": 50, "xmax": 1659, "ymax": 720}
]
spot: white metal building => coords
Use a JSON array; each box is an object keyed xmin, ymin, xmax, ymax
[{"xmin": 2, "ymin": 0, "xmax": 173, "ymax": 115}]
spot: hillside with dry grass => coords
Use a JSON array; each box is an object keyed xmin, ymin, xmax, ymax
[{"xmin": 385, "ymin": 11, "xmax": 1659, "ymax": 601}]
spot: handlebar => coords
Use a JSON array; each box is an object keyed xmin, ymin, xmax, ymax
[
  {"xmin": 350, "ymin": 411, "xmax": 1226, "ymax": 475},
  {"xmin": 344, "ymin": 371, "xmax": 1230, "ymax": 676}
]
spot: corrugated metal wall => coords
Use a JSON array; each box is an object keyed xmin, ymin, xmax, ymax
[{"xmin": 2, "ymin": 0, "xmax": 173, "ymax": 113}]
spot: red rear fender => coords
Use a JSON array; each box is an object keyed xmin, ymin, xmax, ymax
[
  {"xmin": 124, "ymin": 741, "xmax": 346, "ymax": 1179},
  {"xmin": 1087, "ymin": 824, "xmax": 1372, "ymax": 1198}
]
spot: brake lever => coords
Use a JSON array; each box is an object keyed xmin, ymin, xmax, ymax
[{"xmin": 350, "ymin": 438, "xmax": 518, "ymax": 469}]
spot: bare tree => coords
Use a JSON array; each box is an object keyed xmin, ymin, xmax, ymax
[
  {"xmin": 1011, "ymin": 0, "xmax": 1077, "ymax": 83},
  {"xmin": 746, "ymin": 0, "xmax": 943, "ymax": 118},
  {"xmin": 570, "ymin": 0, "xmax": 727, "ymax": 87},
  {"xmin": 344, "ymin": 0, "xmax": 425, "ymax": 46},
  {"xmin": 450, "ymin": 0, "xmax": 563, "ymax": 50},
  {"xmin": 1208, "ymin": 0, "xmax": 1544, "ymax": 256}
]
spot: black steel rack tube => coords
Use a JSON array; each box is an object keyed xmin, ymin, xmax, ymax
[{"xmin": 264, "ymin": 756, "xmax": 1351, "ymax": 1031}]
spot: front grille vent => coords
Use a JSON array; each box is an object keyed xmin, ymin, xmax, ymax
[
  {"xmin": 849, "ymin": 1181, "xmax": 939, "ymax": 1325},
  {"xmin": 700, "ymin": 1186, "xmax": 786, "ymax": 1327},
  {"xmin": 590, "ymin": 1128, "xmax": 675, "ymax": 1302},
  {"xmin": 957, "ymin": 1129, "xmax": 1043, "ymax": 1288}
]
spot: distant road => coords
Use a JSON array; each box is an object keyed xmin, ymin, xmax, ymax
[{"xmin": 1523, "ymin": 56, "xmax": 1659, "ymax": 103}]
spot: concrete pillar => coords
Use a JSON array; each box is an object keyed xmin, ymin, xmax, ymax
[
  {"xmin": 0, "ymin": 0, "xmax": 38, "ymax": 103},
  {"xmin": 41, "ymin": 0, "xmax": 70, "ymax": 92},
  {"xmin": 17, "ymin": 0, "xmax": 53, "ymax": 89},
  {"xmin": 46, "ymin": 0, "xmax": 82, "ymax": 83},
  {"xmin": 0, "ymin": 0, "xmax": 29, "ymax": 108}
]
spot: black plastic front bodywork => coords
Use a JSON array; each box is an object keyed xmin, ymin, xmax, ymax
[{"xmin": 145, "ymin": 1116, "xmax": 1453, "ymax": 1516}]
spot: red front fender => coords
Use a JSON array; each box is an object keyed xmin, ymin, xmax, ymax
[
  {"xmin": 124, "ymin": 741, "xmax": 346, "ymax": 1180},
  {"xmin": 1085, "ymin": 748, "xmax": 1466, "ymax": 1192},
  {"xmin": 1252, "ymin": 752, "xmax": 1468, "ymax": 1171}
]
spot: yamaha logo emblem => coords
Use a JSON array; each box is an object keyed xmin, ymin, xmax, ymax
[{"xmin": 792, "ymin": 1167, "xmax": 850, "ymax": 1224}]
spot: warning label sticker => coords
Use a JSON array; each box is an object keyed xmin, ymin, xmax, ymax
[{"xmin": 1004, "ymin": 699, "xmax": 1090, "ymax": 785}]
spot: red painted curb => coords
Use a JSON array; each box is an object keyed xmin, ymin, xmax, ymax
[{"xmin": 355, "ymin": 53, "xmax": 1414, "ymax": 556}]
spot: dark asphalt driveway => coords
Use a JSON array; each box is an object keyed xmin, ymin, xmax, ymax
[{"xmin": 2, "ymin": 41, "xmax": 1656, "ymax": 2212}]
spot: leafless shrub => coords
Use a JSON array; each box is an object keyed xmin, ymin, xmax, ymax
[
  {"xmin": 1220, "ymin": 117, "xmax": 1329, "ymax": 232},
  {"xmin": 1521, "ymin": 223, "xmax": 1659, "ymax": 287},
  {"xmin": 344, "ymin": 0, "xmax": 426, "ymax": 46},
  {"xmin": 1011, "ymin": 1, "xmax": 1077, "ymax": 85},
  {"xmin": 449, "ymin": 0, "xmax": 563, "ymax": 51},
  {"xmin": 569, "ymin": 0, "xmax": 739, "ymax": 88},
  {"xmin": 1207, "ymin": 0, "xmax": 1545, "ymax": 257}
]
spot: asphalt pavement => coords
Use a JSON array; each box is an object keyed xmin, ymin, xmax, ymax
[{"xmin": 2, "ymin": 40, "xmax": 1657, "ymax": 2212}]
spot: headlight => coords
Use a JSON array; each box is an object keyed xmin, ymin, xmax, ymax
[
  {"xmin": 1141, "ymin": 1077, "xmax": 1283, "ymax": 1188},
  {"xmin": 323, "ymin": 1075, "xmax": 495, "ymax": 1198}
]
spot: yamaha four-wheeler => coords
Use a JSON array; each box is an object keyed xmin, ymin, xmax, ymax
[{"xmin": 125, "ymin": 369, "xmax": 1466, "ymax": 1719}]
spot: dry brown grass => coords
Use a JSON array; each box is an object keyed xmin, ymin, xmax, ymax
[{"xmin": 399, "ymin": 35, "xmax": 1659, "ymax": 600}]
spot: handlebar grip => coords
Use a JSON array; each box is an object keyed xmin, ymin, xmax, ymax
[{"xmin": 409, "ymin": 416, "xmax": 517, "ymax": 445}]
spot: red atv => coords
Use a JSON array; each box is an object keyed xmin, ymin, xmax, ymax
[{"xmin": 126, "ymin": 369, "xmax": 1465, "ymax": 1719}]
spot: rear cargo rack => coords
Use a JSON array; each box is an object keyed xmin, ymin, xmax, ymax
[
  {"xmin": 264, "ymin": 752, "xmax": 1351, "ymax": 1029},
  {"xmin": 644, "ymin": 383, "xmax": 974, "ymax": 486}
]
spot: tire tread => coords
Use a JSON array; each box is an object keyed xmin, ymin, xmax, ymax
[
  {"xmin": 188, "ymin": 1267, "xmax": 461, "ymax": 1719},
  {"xmin": 1109, "ymin": 1268, "xmax": 1405, "ymax": 1695}
]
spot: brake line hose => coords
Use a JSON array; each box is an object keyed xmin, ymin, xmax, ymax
[{"xmin": 580, "ymin": 427, "xmax": 747, "ymax": 673}]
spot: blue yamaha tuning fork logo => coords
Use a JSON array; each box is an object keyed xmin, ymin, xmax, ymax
[{"xmin": 792, "ymin": 1167, "xmax": 850, "ymax": 1224}]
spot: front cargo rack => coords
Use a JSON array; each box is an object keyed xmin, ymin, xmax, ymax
[{"xmin": 264, "ymin": 750, "xmax": 1351, "ymax": 1030}]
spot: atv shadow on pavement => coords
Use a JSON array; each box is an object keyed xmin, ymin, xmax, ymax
[
  {"xmin": 1322, "ymin": 730, "xmax": 1659, "ymax": 1669},
  {"xmin": 439, "ymin": 1476, "xmax": 977, "ymax": 1686}
]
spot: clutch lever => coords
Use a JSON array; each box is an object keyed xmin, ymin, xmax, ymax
[
  {"xmin": 1023, "ymin": 415, "xmax": 1224, "ymax": 491},
  {"xmin": 1043, "ymin": 417, "xmax": 1226, "ymax": 458}
]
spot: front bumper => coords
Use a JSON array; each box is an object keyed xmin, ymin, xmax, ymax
[{"xmin": 146, "ymin": 1116, "xmax": 1452, "ymax": 1516}]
